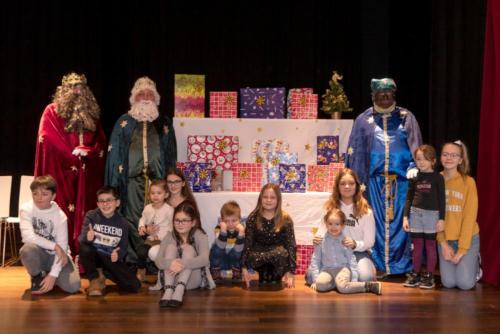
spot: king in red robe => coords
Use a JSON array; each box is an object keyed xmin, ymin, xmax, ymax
[{"xmin": 34, "ymin": 73, "xmax": 107, "ymax": 255}]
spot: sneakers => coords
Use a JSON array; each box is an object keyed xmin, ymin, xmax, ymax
[
  {"xmin": 365, "ymin": 282, "xmax": 382, "ymax": 295},
  {"xmin": 232, "ymin": 267, "xmax": 242, "ymax": 281},
  {"xmin": 87, "ymin": 278, "xmax": 104, "ymax": 296},
  {"xmin": 403, "ymin": 272, "xmax": 421, "ymax": 287},
  {"xmin": 30, "ymin": 272, "xmax": 45, "ymax": 294},
  {"xmin": 419, "ymin": 272, "xmax": 435, "ymax": 289}
]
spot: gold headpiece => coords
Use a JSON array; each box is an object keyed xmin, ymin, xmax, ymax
[{"xmin": 62, "ymin": 72, "xmax": 87, "ymax": 86}]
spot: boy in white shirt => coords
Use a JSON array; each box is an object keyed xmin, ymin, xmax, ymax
[{"xmin": 19, "ymin": 175, "xmax": 81, "ymax": 295}]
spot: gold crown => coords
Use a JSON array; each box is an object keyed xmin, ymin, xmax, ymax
[{"xmin": 62, "ymin": 72, "xmax": 87, "ymax": 86}]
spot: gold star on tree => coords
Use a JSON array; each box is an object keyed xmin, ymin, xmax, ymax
[{"xmin": 120, "ymin": 120, "xmax": 128, "ymax": 128}]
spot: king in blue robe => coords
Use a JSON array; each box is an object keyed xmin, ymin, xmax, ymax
[{"xmin": 346, "ymin": 78, "xmax": 422, "ymax": 275}]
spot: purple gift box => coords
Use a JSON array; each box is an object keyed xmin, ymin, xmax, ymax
[
  {"xmin": 279, "ymin": 164, "xmax": 306, "ymax": 193},
  {"xmin": 240, "ymin": 87, "xmax": 285, "ymax": 119},
  {"xmin": 317, "ymin": 136, "xmax": 339, "ymax": 165},
  {"xmin": 183, "ymin": 162, "xmax": 212, "ymax": 192}
]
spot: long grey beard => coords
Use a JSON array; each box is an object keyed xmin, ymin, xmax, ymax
[{"xmin": 128, "ymin": 101, "xmax": 159, "ymax": 122}]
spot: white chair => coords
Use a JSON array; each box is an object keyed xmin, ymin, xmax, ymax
[
  {"xmin": 3, "ymin": 175, "xmax": 34, "ymax": 266},
  {"xmin": 0, "ymin": 176, "xmax": 13, "ymax": 267}
]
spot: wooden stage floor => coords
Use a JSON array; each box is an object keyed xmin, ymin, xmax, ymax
[{"xmin": 1, "ymin": 266, "xmax": 499, "ymax": 333}]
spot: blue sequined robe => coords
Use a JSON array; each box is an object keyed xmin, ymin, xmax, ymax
[{"xmin": 346, "ymin": 106, "xmax": 422, "ymax": 274}]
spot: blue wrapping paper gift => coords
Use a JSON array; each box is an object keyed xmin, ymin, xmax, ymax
[
  {"xmin": 240, "ymin": 87, "xmax": 286, "ymax": 118},
  {"xmin": 268, "ymin": 152, "xmax": 298, "ymax": 184},
  {"xmin": 183, "ymin": 162, "xmax": 212, "ymax": 192},
  {"xmin": 317, "ymin": 135, "xmax": 340, "ymax": 165},
  {"xmin": 279, "ymin": 163, "xmax": 306, "ymax": 193}
]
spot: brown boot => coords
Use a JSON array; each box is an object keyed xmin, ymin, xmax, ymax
[
  {"xmin": 87, "ymin": 278, "xmax": 103, "ymax": 296},
  {"xmin": 97, "ymin": 268, "xmax": 107, "ymax": 291},
  {"xmin": 136, "ymin": 268, "xmax": 147, "ymax": 282}
]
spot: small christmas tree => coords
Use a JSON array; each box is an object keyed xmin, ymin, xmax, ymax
[{"xmin": 321, "ymin": 71, "xmax": 352, "ymax": 117}]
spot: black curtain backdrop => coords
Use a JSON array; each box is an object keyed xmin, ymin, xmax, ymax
[{"xmin": 0, "ymin": 0, "xmax": 485, "ymax": 214}]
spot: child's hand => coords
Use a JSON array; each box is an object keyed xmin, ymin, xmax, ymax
[
  {"xmin": 242, "ymin": 268, "xmax": 251, "ymax": 288},
  {"xmin": 169, "ymin": 259, "xmax": 184, "ymax": 274},
  {"xmin": 283, "ymin": 272, "xmax": 295, "ymax": 288},
  {"xmin": 146, "ymin": 224, "xmax": 160, "ymax": 236},
  {"xmin": 440, "ymin": 242, "xmax": 455, "ymax": 261},
  {"xmin": 219, "ymin": 222, "xmax": 227, "ymax": 233},
  {"xmin": 87, "ymin": 224, "xmax": 95, "ymax": 242},
  {"xmin": 313, "ymin": 236, "xmax": 323, "ymax": 246},
  {"xmin": 451, "ymin": 253, "xmax": 464, "ymax": 264},
  {"xmin": 111, "ymin": 247, "xmax": 120, "ymax": 263},
  {"xmin": 236, "ymin": 223, "xmax": 245, "ymax": 237},
  {"xmin": 54, "ymin": 244, "xmax": 68, "ymax": 267},
  {"xmin": 33, "ymin": 275, "xmax": 57, "ymax": 295},
  {"xmin": 342, "ymin": 237, "xmax": 357, "ymax": 250},
  {"xmin": 138, "ymin": 226, "xmax": 147, "ymax": 236},
  {"xmin": 310, "ymin": 283, "xmax": 317, "ymax": 291},
  {"xmin": 436, "ymin": 219, "xmax": 445, "ymax": 232},
  {"xmin": 403, "ymin": 217, "xmax": 410, "ymax": 232}
]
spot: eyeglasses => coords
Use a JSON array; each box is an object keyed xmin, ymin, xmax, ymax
[
  {"xmin": 339, "ymin": 182, "xmax": 356, "ymax": 188},
  {"xmin": 167, "ymin": 180, "xmax": 183, "ymax": 185},
  {"xmin": 174, "ymin": 219, "xmax": 192, "ymax": 225},
  {"xmin": 441, "ymin": 152, "xmax": 461, "ymax": 159},
  {"xmin": 97, "ymin": 198, "xmax": 116, "ymax": 204}
]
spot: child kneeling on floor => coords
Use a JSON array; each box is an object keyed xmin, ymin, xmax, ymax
[{"xmin": 306, "ymin": 208, "xmax": 382, "ymax": 295}]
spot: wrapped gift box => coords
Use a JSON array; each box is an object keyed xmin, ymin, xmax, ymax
[
  {"xmin": 251, "ymin": 139, "xmax": 290, "ymax": 185},
  {"xmin": 296, "ymin": 245, "xmax": 315, "ymax": 275},
  {"xmin": 268, "ymin": 152, "xmax": 298, "ymax": 184},
  {"xmin": 317, "ymin": 135, "xmax": 340, "ymax": 165},
  {"xmin": 307, "ymin": 163, "xmax": 345, "ymax": 192},
  {"xmin": 289, "ymin": 92, "xmax": 318, "ymax": 119},
  {"xmin": 183, "ymin": 162, "xmax": 212, "ymax": 192},
  {"xmin": 287, "ymin": 88, "xmax": 313, "ymax": 118},
  {"xmin": 232, "ymin": 163, "xmax": 262, "ymax": 192},
  {"xmin": 279, "ymin": 164, "xmax": 306, "ymax": 193},
  {"xmin": 209, "ymin": 92, "xmax": 238, "ymax": 118},
  {"xmin": 240, "ymin": 87, "xmax": 285, "ymax": 119},
  {"xmin": 176, "ymin": 162, "xmax": 187, "ymax": 173},
  {"xmin": 174, "ymin": 74, "xmax": 205, "ymax": 118},
  {"xmin": 187, "ymin": 135, "xmax": 239, "ymax": 170}
]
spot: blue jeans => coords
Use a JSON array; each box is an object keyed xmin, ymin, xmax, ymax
[
  {"xmin": 209, "ymin": 245, "xmax": 241, "ymax": 270},
  {"xmin": 438, "ymin": 234, "xmax": 480, "ymax": 290}
]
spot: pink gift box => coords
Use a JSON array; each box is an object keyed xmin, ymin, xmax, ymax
[
  {"xmin": 296, "ymin": 245, "xmax": 315, "ymax": 275},
  {"xmin": 209, "ymin": 92, "xmax": 237, "ymax": 118},
  {"xmin": 307, "ymin": 163, "xmax": 345, "ymax": 192},
  {"xmin": 187, "ymin": 135, "xmax": 239, "ymax": 170},
  {"xmin": 232, "ymin": 163, "xmax": 262, "ymax": 192},
  {"xmin": 289, "ymin": 92, "xmax": 318, "ymax": 119}
]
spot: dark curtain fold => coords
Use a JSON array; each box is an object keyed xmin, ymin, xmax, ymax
[{"xmin": 478, "ymin": 0, "xmax": 500, "ymax": 287}]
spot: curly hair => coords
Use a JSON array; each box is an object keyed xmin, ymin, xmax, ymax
[{"xmin": 53, "ymin": 83, "xmax": 100, "ymax": 132}]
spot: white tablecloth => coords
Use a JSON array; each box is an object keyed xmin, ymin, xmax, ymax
[
  {"xmin": 194, "ymin": 191, "xmax": 330, "ymax": 245},
  {"xmin": 174, "ymin": 118, "xmax": 353, "ymax": 165}
]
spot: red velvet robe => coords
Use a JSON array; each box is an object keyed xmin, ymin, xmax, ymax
[{"xmin": 34, "ymin": 103, "xmax": 107, "ymax": 255}]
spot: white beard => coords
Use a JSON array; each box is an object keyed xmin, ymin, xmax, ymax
[{"xmin": 128, "ymin": 100, "xmax": 159, "ymax": 122}]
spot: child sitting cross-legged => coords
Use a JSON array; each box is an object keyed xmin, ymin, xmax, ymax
[{"xmin": 306, "ymin": 208, "xmax": 382, "ymax": 295}]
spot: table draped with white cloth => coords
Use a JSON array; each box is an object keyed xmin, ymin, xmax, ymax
[{"xmin": 173, "ymin": 117, "xmax": 353, "ymax": 245}]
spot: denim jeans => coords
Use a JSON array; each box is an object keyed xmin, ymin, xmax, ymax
[
  {"xmin": 209, "ymin": 245, "xmax": 242, "ymax": 270},
  {"xmin": 409, "ymin": 207, "xmax": 439, "ymax": 234},
  {"xmin": 438, "ymin": 234, "xmax": 480, "ymax": 290}
]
